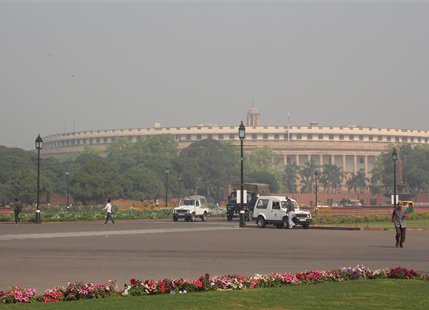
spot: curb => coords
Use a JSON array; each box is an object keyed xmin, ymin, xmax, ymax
[
  {"xmin": 244, "ymin": 224, "xmax": 382, "ymax": 231},
  {"xmin": 0, "ymin": 217, "xmax": 227, "ymax": 225}
]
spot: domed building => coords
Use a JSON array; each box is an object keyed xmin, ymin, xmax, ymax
[{"xmin": 42, "ymin": 105, "xmax": 429, "ymax": 179}]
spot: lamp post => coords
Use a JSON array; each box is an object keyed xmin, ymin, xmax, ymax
[
  {"xmin": 165, "ymin": 167, "xmax": 169, "ymax": 208},
  {"xmin": 66, "ymin": 171, "xmax": 70, "ymax": 206},
  {"xmin": 314, "ymin": 170, "xmax": 320, "ymax": 210},
  {"xmin": 392, "ymin": 148, "xmax": 398, "ymax": 209},
  {"xmin": 239, "ymin": 121, "xmax": 246, "ymax": 228},
  {"xmin": 35, "ymin": 134, "xmax": 43, "ymax": 224},
  {"xmin": 177, "ymin": 176, "xmax": 181, "ymax": 207}
]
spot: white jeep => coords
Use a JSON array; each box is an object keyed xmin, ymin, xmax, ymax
[
  {"xmin": 172, "ymin": 195, "xmax": 209, "ymax": 222},
  {"xmin": 252, "ymin": 196, "xmax": 312, "ymax": 229}
]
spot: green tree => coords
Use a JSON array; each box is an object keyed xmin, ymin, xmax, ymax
[
  {"xmin": 283, "ymin": 163, "xmax": 299, "ymax": 193},
  {"xmin": 5, "ymin": 169, "xmax": 52, "ymax": 204},
  {"xmin": 41, "ymin": 157, "xmax": 68, "ymax": 196},
  {"xmin": 247, "ymin": 171, "xmax": 279, "ymax": 193},
  {"xmin": 246, "ymin": 147, "xmax": 282, "ymax": 173},
  {"xmin": 346, "ymin": 172, "xmax": 369, "ymax": 194},
  {"xmin": 106, "ymin": 134, "xmax": 179, "ymax": 174},
  {"xmin": 299, "ymin": 160, "xmax": 318, "ymax": 193},
  {"xmin": 122, "ymin": 166, "xmax": 165, "ymax": 201},
  {"xmin": 320, "ymin": 163, "xmax": 345, "ymax": 193},
  {"xmin": 399, "ymin": 144, "xmax": 429, "ymax": 193},
  {"xmin": 70, "ymin": 159, "xmax": 123, "ymax": 205},
  {"xmin": 370, "ymin": 145, "xmax": 429, "ymax": 194},
  {"xmin": 173, "ymin": 139, "xmax": 239, "ymax": 201},
  {"xmin": 0, "ymin": 147, "xmax": 36, "ymax": 184},
  {"xmin": 83, "ymin": 145, "xmax": 103, "ymax": 156}
]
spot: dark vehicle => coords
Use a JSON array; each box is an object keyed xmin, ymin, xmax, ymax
[{"xmin": 226, "ymin": 183, "xmax": 270, "ymax": 221}]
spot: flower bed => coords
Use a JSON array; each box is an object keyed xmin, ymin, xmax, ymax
[
  {"xmin": 312, "ymin": 212, "xmax": 429, "ymax": 225},
  {"xmin": 1, "ymin": 266, "xmax": 427, "ymax": 304}
]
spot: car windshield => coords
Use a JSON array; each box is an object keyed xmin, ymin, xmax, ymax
[
  {"xmin": 230, "ymin": 192, "xmax": 252, "ymax": 202},
  {"xmin": 281, "ymin": 201, "xmax": 299, "ymax": 210},
  {"xmin": 180, "ymin": 200, "xmax": 195, "ymax": 206}
]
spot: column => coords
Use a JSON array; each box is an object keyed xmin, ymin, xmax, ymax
[
  {"xmin": 283, "ymin": 154, "xmax": 288, "ymax": 167},
  {"xmin": 331, "ymin": 155, "xmax": 335, "ymax": 165},
  {"xmin": 364, "ymin": 155, "xmax": 368, "ymax": 176},
  {"xmin": 296, "ymin": 154, "xmax": 300, "ymax": 167},
  {"xmin": 342, "ymin": 155, "xmax": 346, "ymax": 172},
  {"xmin": 319, "ymin": 154, "xmax": 323, "ymax": 167},
  {"xmin": 353, "ymin": 155, "xmax": 358, "ymax": 174}
]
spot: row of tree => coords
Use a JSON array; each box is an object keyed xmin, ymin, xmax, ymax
[{"xmin": 1, "ymin": 139, "xmax": 428, "ymax": 205}]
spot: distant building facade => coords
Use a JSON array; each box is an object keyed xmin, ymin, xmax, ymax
[{"xmin": 42, "ymin": 105, "xmax": 429, "ymax": 178}]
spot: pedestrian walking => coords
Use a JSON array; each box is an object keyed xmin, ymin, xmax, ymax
[
  {"xmin": 392, "ymin": 201, "xmax": 408, "ymax": 248},
  {"xmin": 13, "ymin": 198, "xmax": 22, "ymax": 224},
  {"xmin": 102, "ymin": 199, "xmax": 115, "ymax": 225},
  {"xmin": 286, "ymin": 198, "xmax": 295, "ymax": 229}
]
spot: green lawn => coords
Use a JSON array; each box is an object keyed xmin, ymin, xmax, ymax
[
  {"xmin": 3, "ymin": 280, "xmax": 429, "ymax": 310},
  {"xmin": 331, "ymin": 219, "xmax": 429, "ymax": 229}
]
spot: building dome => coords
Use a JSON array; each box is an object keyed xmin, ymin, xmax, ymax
[{"xmin": 249, "ymin": 104, "xmax": 258, "ymax": 114}]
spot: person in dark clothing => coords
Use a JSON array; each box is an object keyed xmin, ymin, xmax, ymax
[
  {"xmin": 13, "ymin": 198, "xmax": 22, "ymax": 224},
  {"xmin": 286, "ymin": 198, "xmax": 295, "ymax": 229},
  {"xmin": 392, "ymin": 201, "xmax": 408, "ymax": 248}
]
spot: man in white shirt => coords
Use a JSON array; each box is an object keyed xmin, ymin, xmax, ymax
[{"xmin": 102, "ymin": 199, "xmax": 115, "ymax": 225}]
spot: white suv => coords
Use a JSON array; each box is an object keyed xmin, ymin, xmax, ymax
[
  {"xmin": 252, "ymin": 196, "xmax": 312, "ymax": 229},
  {"xmin": 173, "ymin": 196, "xmax": 209, "ymax": 222}
]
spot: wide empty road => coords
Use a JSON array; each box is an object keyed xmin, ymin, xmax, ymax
[{"xmin": 1, "ymin": 220, "xmax": 428, "ymax": 292}]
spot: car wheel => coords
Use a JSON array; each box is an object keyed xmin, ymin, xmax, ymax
[
  {"xmin": 283, "ymin": 217, "xmax": 289, "ymax": 229},
  {"xmin": 173, "ymin": 216, "xmax": 178, "ymax": 222},
  {"xmin": 227, "ymin": 214, "xmax": 233, "ymax": 221},
  {"xmin": 303, "ymin": 223, "xmax": 310, "ymax": 229},
  {"xmin": 257, "ymin": 216, "xmax": 266, "ymax": 228},
  {"xmin": 190, "ymin": 213, "xmax": 195, "ymax": 222},
  {"xmin": 201, "ymin": 212, "xmax": 207, "ymax": 222},
  {"xmin": 275, "ymin": 223, "xmax": 283, "ymax": 229}
]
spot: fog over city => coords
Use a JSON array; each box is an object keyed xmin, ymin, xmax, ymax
[{"xmin": 1, "ymin": 1, "xmax": 428, "ymax": 149}]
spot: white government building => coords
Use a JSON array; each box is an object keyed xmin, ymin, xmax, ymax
[{"xmin": 42, "ymin": 105, "xmax": 429, "ymax": 178}]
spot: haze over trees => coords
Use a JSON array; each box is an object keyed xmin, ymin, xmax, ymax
[{"xmin": 1, "ymin": 138, "xmax": 429, "ymax": 205}]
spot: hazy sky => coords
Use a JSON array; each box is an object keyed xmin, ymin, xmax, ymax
[{"xmin": 1, "ymin": 1, "xmax": 428, "ymax": 150}]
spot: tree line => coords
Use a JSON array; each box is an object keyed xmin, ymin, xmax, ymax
[{"xmin": 1, "ymin": 138, "xmax": 428, "ymax": 206}]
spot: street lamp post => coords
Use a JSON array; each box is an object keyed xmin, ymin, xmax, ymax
[
  {"xmin": 314, "ymin": 170, "xmax": 320, "ymax": 210},
  {"xmin": 177, "ymin": 176, "xmax": 181, "ymax": 207},
  {"xmin": 35, "ymin": 134, "xmax": 43, "ymax": 224},
  {"xmin": 392, "ymin": 148, "xmax": 398, "ymax": 209},
  {"xmin": 165, "ymin": 167, "xmax": 169, "ymax": 208},
  {"xmin": 239, "ymin": 121, "xmax": 246, "ymax": 228},
  {"xmin": 66, "ymin": 171, "xmax": 70, "ymax": 206}
]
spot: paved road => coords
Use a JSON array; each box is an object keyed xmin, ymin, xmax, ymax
[{"xmin": 1, "ymin": 219, "xmax": 428, "ymax": 292}]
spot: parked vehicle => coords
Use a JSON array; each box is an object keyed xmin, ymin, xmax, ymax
[
  {"xmin": 172, "ymin": 196, "xmax": 209, "ymax": 222},
  {"xmin": 252, "ymin": 196, "xmax": 312, "ymax": 229},
  {"xmin": 226, "ymin": 183, "xmax": 270, "ymax": 221},
  {"xmin": 345, "ymin": 199, "xmax": 361, "ymax": 207},
  {"xmin": 403, "ymin": 201, "xmax": 415, "ymax": 214}
]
